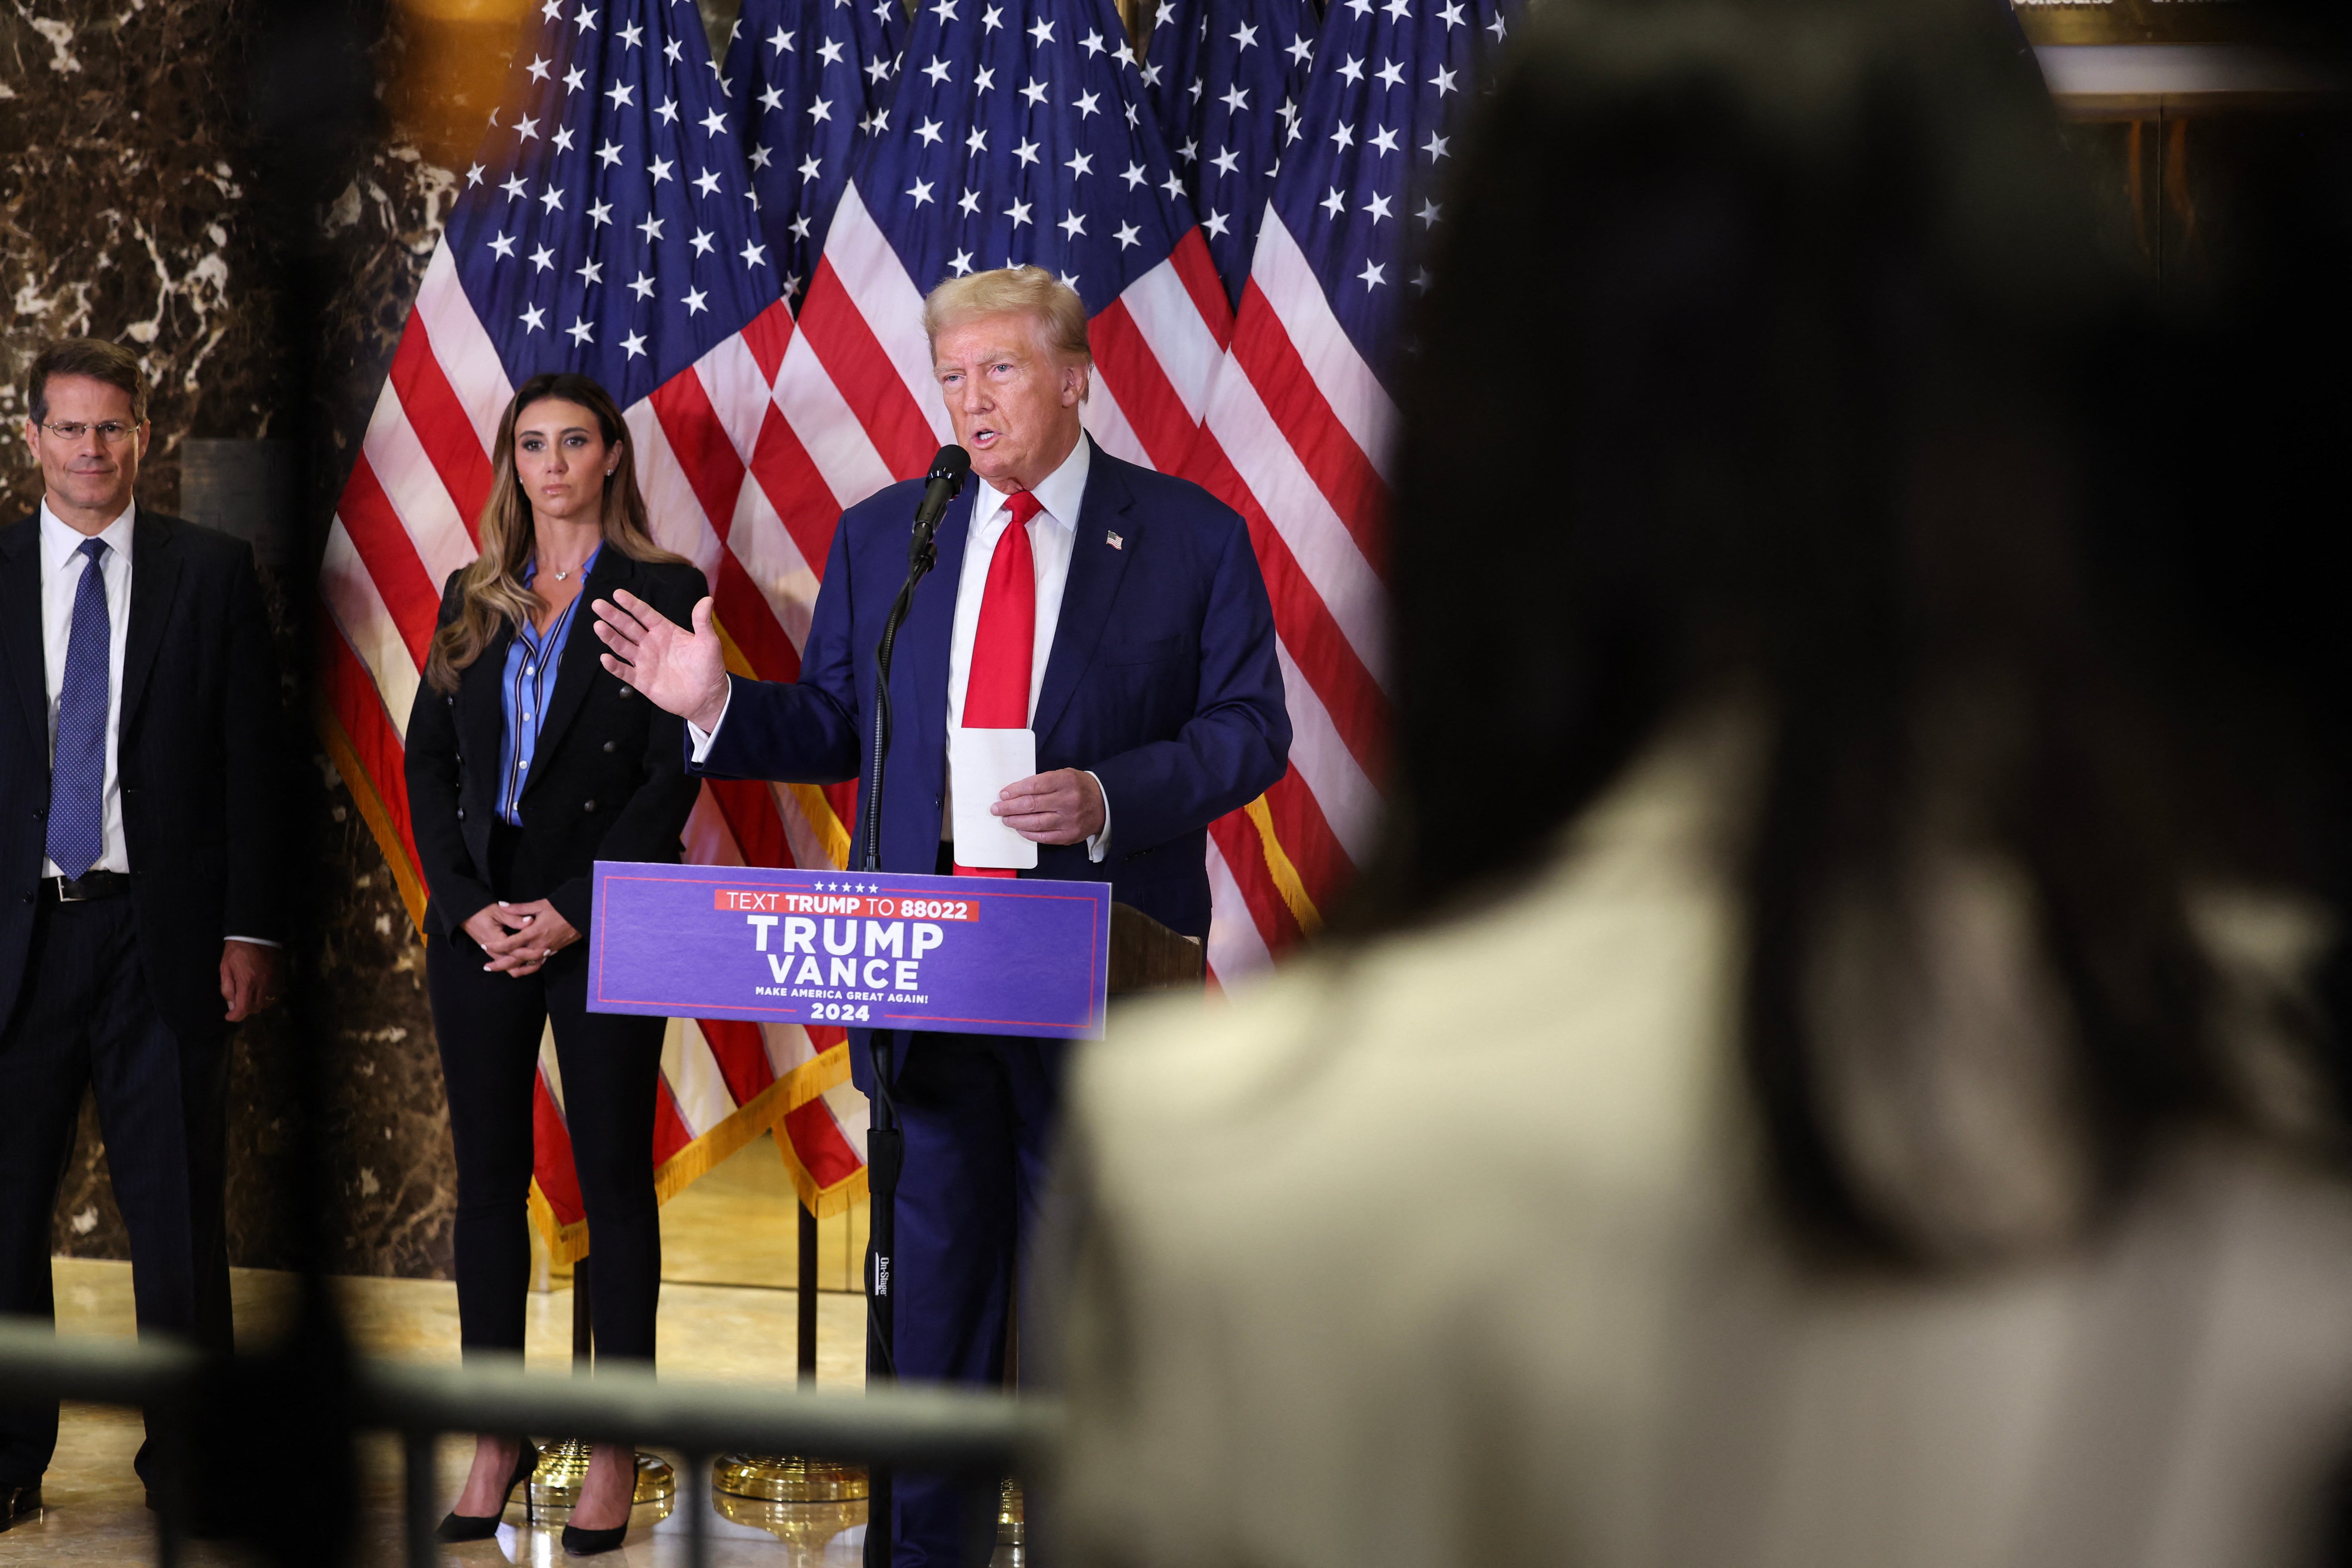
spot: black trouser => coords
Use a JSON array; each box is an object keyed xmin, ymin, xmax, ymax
[
  {"xmin": 426, "ymin": 924, "xmax": 665, "ymax": 1366},
  {"xmin": 0, "ymin": 895, "xmax": 231, "ymax": 1488}
]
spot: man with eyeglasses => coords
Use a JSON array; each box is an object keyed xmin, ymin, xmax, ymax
[{"xmin": 0, "ymin": 338, "xmax": 284, "ymax": 1526}]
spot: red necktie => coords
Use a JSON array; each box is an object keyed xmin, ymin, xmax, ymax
[{"xmin": 954, "ymin": 491, "xmax": 1041, "ymax": 878}]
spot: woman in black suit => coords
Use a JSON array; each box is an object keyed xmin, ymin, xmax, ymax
[{"xmin": 404, "ymin": 371, "xmax": 706, "ymax": 1556}]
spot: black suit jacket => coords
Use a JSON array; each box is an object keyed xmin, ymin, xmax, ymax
[
  {"xmin": 0, "ymin": 510, "xmax": 285, "ymax": 1048},
  {"xmin": 404, "ymin": 551, "xmax": 707, "ymax": 941}
]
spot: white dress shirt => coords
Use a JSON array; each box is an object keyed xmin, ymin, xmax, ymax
[
  {"xmin": 693, "ymin": 435, "xmax": 1110, "ymax": 860},
  {"xmin": 39, "ymin": 501, "xmax": 135, "ymax": 878},
  {"xmin": 38, "ymin": 501, "xmax": 278, "ymax": 948}
]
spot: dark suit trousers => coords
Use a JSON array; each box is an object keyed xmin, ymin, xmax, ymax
[
  {"xmin": 0, "ymin": 897, "xmax": 231, "ymax": 1488},
  {"xmin": 426, "ymin": 936, "xmax": 665, "ymax": 1365},
  {"xmin": 887, "ymin": 1030, "xmax": 1068, "ymax": 1568}
]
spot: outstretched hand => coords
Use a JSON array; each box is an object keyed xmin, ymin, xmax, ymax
[{"xmin": 592, "ymin": 590, "xmax": 730, "ymax": 732}]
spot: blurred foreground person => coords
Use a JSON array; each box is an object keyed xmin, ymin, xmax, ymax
[{"xmin": 1048, "ymin": 4, "xmax": 2352, "ymax": 1565}]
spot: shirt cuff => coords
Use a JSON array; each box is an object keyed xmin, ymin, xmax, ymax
[
  {"xmin": 685, "ymin": 678, "xmax": 733, "ymax": 764},
  {"xmin": 224, "ymin": 936, "xmax": 282, "ymax": 949},
  {"xmin": 1084, "ymin": 771, "xmax": 1111, "ymax": 863}
]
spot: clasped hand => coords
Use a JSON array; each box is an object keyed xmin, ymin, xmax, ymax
[{"xmin": 463, "ymin": 900, "xmax": 580, "ymax": 977}]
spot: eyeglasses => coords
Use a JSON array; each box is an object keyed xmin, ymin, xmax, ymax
[{"xmin": 36, "ymin": 421, "xmax": 139, "ymax": 444}]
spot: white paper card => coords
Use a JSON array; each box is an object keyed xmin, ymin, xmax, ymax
[{"xmin": 948, "ymin": 727, "xmax": 1039, "ymax": 869}]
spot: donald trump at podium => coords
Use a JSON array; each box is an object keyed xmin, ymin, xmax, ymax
[{"xmin": 591, "ymin": 266, "xmax": 1289, "ymax": 1562}]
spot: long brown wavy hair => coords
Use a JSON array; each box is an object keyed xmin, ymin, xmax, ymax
[{"xmin": 423, "ymin": 372, "xmax": 685, "ymax": 693}]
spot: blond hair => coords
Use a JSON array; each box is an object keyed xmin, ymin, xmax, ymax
[
  {"xmin": 423, "ymin": 372, "xmax": 684, "ymax": 694},
  {"xmin": 923, "ymin": 266, "xmax": 1092, "ymax": 366}
]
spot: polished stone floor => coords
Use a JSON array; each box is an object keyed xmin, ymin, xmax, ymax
[{"xmin": 0, "ymin": 1134, "xmax": 880, "ymax": 1564}]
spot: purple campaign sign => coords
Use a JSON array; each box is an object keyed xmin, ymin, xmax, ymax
[{"xmin": 587, "ymin": 861, "xmax": 1111, "ymax": 1040}]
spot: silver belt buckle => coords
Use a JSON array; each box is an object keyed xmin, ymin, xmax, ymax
[{"xmin": 52, "ymin": 876, "xmax": 85, "ymax": 903}]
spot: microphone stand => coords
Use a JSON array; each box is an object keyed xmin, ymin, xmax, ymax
[{"xmin": 860, "ymin": 502, "xmax": 943, "ymax": 1568}]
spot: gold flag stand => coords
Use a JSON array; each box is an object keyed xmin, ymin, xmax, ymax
[{"xmin": 711, "ymin": 1202, "xmax": 871, "ymax": 1527}]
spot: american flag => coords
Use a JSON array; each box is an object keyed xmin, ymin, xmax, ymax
[
  {"xmin": 1174, "ymin": 0, "xmax": 1518, "ymax": 978},
  {"xmin": 724, "ymin": 0, "xmax": 910, "ymax": 307},
  {"xmin": 317, "ymin": 0, "xmax": 874, "ymax": 1263},
  {"xmin": 1140, "ymin": 0, "xmax": 1317, "ymax": 306}
]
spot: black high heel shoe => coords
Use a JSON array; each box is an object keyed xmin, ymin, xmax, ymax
[
  {"xmin": 434, "ymin": 1439, "xmax": 539, "ymax": 1543},
  {"xmin": 560, "ymin": 1457, "xmax": 633, "ymax": 1557}
]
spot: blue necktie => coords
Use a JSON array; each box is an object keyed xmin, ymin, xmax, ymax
[{"xmin": 47, "ymin": 537, "xmax": 110, "ymax": 881}]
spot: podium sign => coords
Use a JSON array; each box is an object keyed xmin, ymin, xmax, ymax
[{"xmin": 587, "ymin": 861, "xmax": 1112, "ymax": 1040}]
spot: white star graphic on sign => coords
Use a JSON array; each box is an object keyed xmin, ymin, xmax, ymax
[
  {"xmin": 563, "ymin": 65, "xmax": 586, "ymax": 93},
  {"xmin": 1013, "ymin": 138, "xmax": 1040, "ymax": 166},
  {"xmin": 638, "ymin": 214, "xmax": 665, "ymax": 242},
  {"xmin": 566, "ymin": 316, "xmax": 594, "ymax": 346},
  {"xmin": 1222, "ymin": 84, "xmax": 1248, "ymax": 113},
  {"xmin": 466, "ymin": 163, "xmax": 485, "ymax": 186},
  {"xmin": 516, "ymin": 113, "xmax": 541, "ymax": 141},
  {"xmin": 817, "ymin": 37, "xmax": 845, "ymax": 65},
  {"xmin": 619, "ymin": 20, "xmax": 642, "ymax": 46},
  {"xmin": 597, "ymin": 138, "xmax": 623, "ymax": 167},
  {"xmin": 1203, "ymin": 209, "xmax": 1230, "ymax": 238},
  {"xmin": 798, "ymin": 154, "xmax": 822, "ymax": 181},
  {"xmin": 1022, "ymin": 76, "xmax": 1048, "ymax": 106},
  {"xmin": 681, "ymin": 287, "xmax": 709, "ymax": 316},
  {"xmin": 656, "ymin": 97, "xmax": 680, "ymax": 125},
  {"xmin": 808, "ymin": 96, "xmax": 833, "ymax": 123},
  {"xmin": 1074, "ymin": 89, "xmax": 1101, "ymax": 117},
  {"xmin": 1365, "ymin": 193, "xmax": 1393, "ymax": 223},
  {"xmin": 1065, "ymin": 151, "xmax": 1092, "ymax": 177},
  {"xmin": 1120, "ymin": 160, "xmax": 1146, "ymax": 190},
  {"xmin": 1338, "ymin": 56, "xmax": 1365, "ymax": 84},
  {"xmin": 529, "ymin": 243, "xmax": 555, "ymax": 271},
  {"xmin": 488, "ymin": 233, "xmax": 516, "ymax": 259},
  {"xmin": 649, "ymin": 156, "xmax": 674, "ymax": 184},
  {"xmin": 694, "ymin": 168, "xmax": 722, "ymax": 197},
  {"xmin": 629, "ymin": 271, "xmax": 655, "ymax": 299},
  {"xmin": 966, "ymin": 127, "xmax": 988, "ymax": 153},
  {"xmin": 1416, "ymin": 198, "xmax": 1441, "ymax": 226},
  {"xmin": 957, "ymin": 188, "xmax": 981, "ymax": 216},
  {"xmin": 574, "ymin": 5, "xmax": 596, "ymax": 30},
  {"xmin": 1330, "ymin": 122, "xmax": 1355, "ymax": 151},
  {"xmin": 907, "ymin": 178, "xmax": 935, "ymax": 206},
  {"xmin": 540, "ymin": 186, "xmax": 565, "ymax": 212},
  {"xmin": 1210, "ymin": 147, "xmax": 1239, "ymax": 176},
  {"xmin": 1422, "ymin": 131, "xmax": 1450, "ymax": 160},
  {"xmin": 770, "ymin": 25, "xmax": 794, "ymax": 52},
  {"xmin": 1028, "ymin": 16, "xmax": 1054, "ymax": 45},
  {"xmin": 1429, "ymin": 64, "xmax": 1457, "ymax": 96},
  {"xmin": 700, "ymin": 106, "xmax": 728, "ymax": 137},
  {"xmin": 923, "ymin": 56, "xmax": 952, "ymax": 84},
  {"xmin": 1359, "ymin": 261, "xmax": 1386, "ymax": 289},
  {"xmin": 1370, "ymin": 126, "xmax": 1399, "ymax": 154},
  {"xmin": 519, "ymin": 303, "xmax": 546, "ymax": 332},
  {"xmin": 974, "ymin": 66, "xmax": 996, "ymax": 93},
  {"xmin": 1321, "ymin": 187, "xmax": 1346, "ymax": 218},
  {"xmin": 741, "ymin": 240, "xmax": 768, "ymax": 268},
  {"xmin": 1059, "ymin": 211, "xmax": 1086, "ymax": 239},
  {"xmin": 621, "ymin": 330, "xmax": 647, "ymax": 360},
  {"xmin": 552, "ymin": 126, "xmax": 575, "ymax": 153},
  {"xmin": 1161, "ymin": 170, "xmax": 1185, "ymax": 199},
  {"xmin": 526, "ymin": 56, "xmax": 550, "ymax": 83},
  {"xmin": 750, "ymin": 143, "xmax": 772, "ymax": 168},
  {"xmin": 1005, "ymin": 198, "xmax": 1033, "ymax": 227},
  {"xmin": 690, "ymin": 228, "xmax": 715, "ymax": 256}
]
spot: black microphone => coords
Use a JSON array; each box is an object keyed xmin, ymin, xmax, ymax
[{"xmin": 910, "ymin": 444, "xmax": 971, "ymax": 547}]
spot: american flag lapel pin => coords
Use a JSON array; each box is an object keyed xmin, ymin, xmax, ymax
[{"xmin": 1106, "ymin": 530, "xmax": 1124, "ymax": 550}]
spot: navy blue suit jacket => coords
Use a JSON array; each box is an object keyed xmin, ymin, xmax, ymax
[{"xmin": 691, "ymin": 438, "xmax": 1290, "ymax": 941}]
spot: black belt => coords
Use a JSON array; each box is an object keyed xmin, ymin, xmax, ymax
[{"xmin": 40, "ymin": 870, "xmax": 131, "ymax": 903}]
